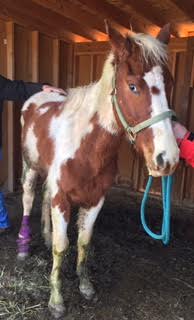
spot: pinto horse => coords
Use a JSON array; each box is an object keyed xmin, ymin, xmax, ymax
[{"xmin": 17, "ymin": 23, "xmax": 179, "ymax": 317}]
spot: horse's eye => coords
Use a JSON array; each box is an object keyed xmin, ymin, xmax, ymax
[{"xmin": 129, "ymin": 84, "xmax": 138, "ymax": 94}]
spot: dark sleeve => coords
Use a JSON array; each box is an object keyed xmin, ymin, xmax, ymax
[{"xmin": 0, "ymin": 75, "xmax": 44, "ymax": 102}]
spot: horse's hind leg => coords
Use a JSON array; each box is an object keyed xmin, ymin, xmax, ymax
[
  {"xmin": 76, "ymin": 197, "xmax": 104, "ymax": 300},
  {"xmin": 17, "ymin": 159, "xmax": 38, "ymax": 260},
  {"xmin": 41, "ymin": 186, "xmax": 52, "ymax": 248}
]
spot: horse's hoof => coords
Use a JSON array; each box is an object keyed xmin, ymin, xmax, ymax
[
  {"xmin": 79, "ymin": 279, "xmax": 96, "ymax": 300},
  {"xmin": 17, "ymin": 252, "xmax": 29, "ymax": 261},
  {"xmin": 49, "ymin": 302, "xmax": 66, "ymax": 319}
]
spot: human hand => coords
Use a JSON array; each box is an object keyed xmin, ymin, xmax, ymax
[
  {"xmin": 42, "ymin": 85, "xmax": 67, "ymax": 95},
  {"xmin": 172, "ymin": 121, "xmax": 189, "ymax": 145}
]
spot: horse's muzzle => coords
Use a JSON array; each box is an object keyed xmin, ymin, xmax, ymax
[{"xmin": 148, "ymin": 161, "xmax": 178, "ymax": 177}]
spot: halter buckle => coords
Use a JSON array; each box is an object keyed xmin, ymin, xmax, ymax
[{"xmin": 127, "ymin": 130, "xmax": 136, "ymax": 144}]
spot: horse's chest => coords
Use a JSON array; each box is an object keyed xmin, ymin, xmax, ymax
[
  {"xmin": 69, "ymin": 127, "xmax": 120, "ymax": 177},
  {"xmin": 58, "ymin": 127, "xmax": 121, "ymax": 206}
]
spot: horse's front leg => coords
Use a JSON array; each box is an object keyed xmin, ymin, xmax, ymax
[
  {"xmin": 49, "ymin": 194, "xmax": 70, "ymax": 318},
  {"xmin": 77, "ymin": 197, "xmax": 104, "ymax": 300}
]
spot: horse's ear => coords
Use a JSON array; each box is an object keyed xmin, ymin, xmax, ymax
[
  {"xmin": 157, "ymin": 24, "xmax": 171, "ymax": 44},
  {"xmin": 105, "ymin": 20, "xmax": 126, "ymax": 57}
]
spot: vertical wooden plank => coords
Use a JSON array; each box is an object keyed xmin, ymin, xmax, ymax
[
  {"xmin": 6, "ymin": 21, "xmax": 14, "ymax": 191},
  {"xmin": 0, "ymin": 19, "xmax": 8, "ymax": 186},
  {"xmin": 31, "ymin": 31, "xmax": 39, "ymax": 82},
  {"xmin": 175, "ymin": 39, "xmax": 194, "ymax": 202},
  {"xmin": 52, "ymin": 39, "xmax": 59, "ymax": 86},
  {"xmin": 59, "ymin": 42, "xmax": 74, "ymax": 89},
  {"xmin": 168, "ymin": 52, "xmax": 177, "ymax": 104},
  {"xmin": 74, "ymin": 55, "xmax": 91, "ymax": 86},
  {"xmin": 39, "ymin": 33, "xmax": 53, "ymax": 84},
  {"xmin": 59, "ymin": 41, "xmax": 67, "ymax": 89},
  {"xmin": 14, "ymin": 24, "xmax": 33, "ymax": 187},
  {"xmin": 182, "ymin": 38, "xmax": 194, "ymax": 203},
  {"xmin": 93, "ymin": 54, "xmax": 106, "ymax": 81},
  {"xmin": 190, "ymin": 55, "xmax": 194, "ymax": 88},
  {"xmin": 90, "ymin": 55, "xmax": 94, "ymax": 82},
  {"xmin": 67, "ymin": 44, "xmax": 74, "ymax": 88}
]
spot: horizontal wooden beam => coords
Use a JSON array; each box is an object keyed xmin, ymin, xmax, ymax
[
  {"xmin": 32, "ymin": 0, "xmax": 107, "ymax": 40},
  {"xmin": 118, "ymin": 0, "xmax": 179, "ymax": 37},
  {"xmin": 15, "ymin": 0, "xmax": 98, "ymax": 41},
  {"xmin": 74, "ymin": 41, "xmax": 110, "ymax": 54},
  {"xmin": 0, "ymin": 0, "xmax": 92, "ymax": 42},
  {"xmin": 170, "ymin": 0, "xmax": 194, "ymax": 20},
  {"xmin": 119, "ymin": 0, "xmax": 166, "ymax": 28},
  {"xmin": 78, "ymin": 0, "xmax": 147, "ymax": 34}
]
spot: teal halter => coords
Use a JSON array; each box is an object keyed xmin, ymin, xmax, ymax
[
  {"xmin": 111, "ymin": 69, "xmax": 176, "ymax": 143},
  {"xmin": 111, "ymin": 89, "xmax": 176, "ymax": 143}
]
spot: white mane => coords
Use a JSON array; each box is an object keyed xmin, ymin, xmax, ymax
[
  {"xmin": 130, "ymin": 33, "xmax": 168, "ymax": 65},
  {"xmin": 65, "ymin": 52, "xmax": 117, "ymax": 134}
]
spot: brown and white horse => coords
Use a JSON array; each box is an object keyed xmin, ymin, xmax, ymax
[{"xmin": 17, "ymin": 23, "xmax": 179, "ymax": 317}]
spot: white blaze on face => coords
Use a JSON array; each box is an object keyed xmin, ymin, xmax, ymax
[{"xmin": 143, "ymin": 66, "xmax": 179, "ymax": 173}]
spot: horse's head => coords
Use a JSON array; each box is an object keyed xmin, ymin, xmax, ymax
[{"xmin": 106, "ymin": 22, "xmax": 179, "ymax": 177}]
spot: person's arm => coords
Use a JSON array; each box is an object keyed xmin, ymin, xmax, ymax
[
  {"xmin": 0, "ymin": 75, "xmax": 66, "ymax": 102},
  {"xmin": 0, "ymin": 75, "xmax": 43, "ymax": 101},
  {"xmin": 172, "ymin": 121, "xmax": 194, "ymax": 168}
]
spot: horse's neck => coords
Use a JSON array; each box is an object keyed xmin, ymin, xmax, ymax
[
  {"xmin": 82, "ymin": 117, "xmax": 123, "ymax": 172},
  {"xmin": 67, "ymin": 54, "xmax": 118, "ymax": 135}
]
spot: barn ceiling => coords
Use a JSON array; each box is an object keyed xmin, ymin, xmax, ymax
[{"xmin": 0, "ymin": 0, "xmax": 193, "ymax": 42}]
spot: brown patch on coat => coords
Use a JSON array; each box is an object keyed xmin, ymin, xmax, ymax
[
  {"xmin": 52, "ymin": 192, "xmax": 71, "ymax": 222},
  {"xmin": 151, "ymin": 86, "xmax": 160, "ymax": 95},
  {"xmin": 22, "ymin": 101, "xmax": 64, "ymax": 173},
  {"xmin": 52, "ymin": 116, "xmax": 123, "ymax": 213}
]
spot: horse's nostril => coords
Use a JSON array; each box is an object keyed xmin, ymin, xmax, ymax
[{"xmin": 156, "ymin": 152, "xmax": 166, "ymax": 167}]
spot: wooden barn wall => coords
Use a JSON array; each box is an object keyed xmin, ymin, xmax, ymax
[
  {"xmin": 0, "ymin": 20, "xmax": 8, "ymax": 186},
  {"xmin": 14, "ymin": 25, "xmax": 32, "ymax": 186},
  {"xmin": 0, "ymin": 19, "xmax": 72, "ymax": 189},
  {"xmin": 74, "ymin": 38, "xmax": 194, "ymax": 205}
]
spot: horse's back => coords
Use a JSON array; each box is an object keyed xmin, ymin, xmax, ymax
[{"xmin": 22, "ymin": 91, "xmax": 66, "ymax": 112}]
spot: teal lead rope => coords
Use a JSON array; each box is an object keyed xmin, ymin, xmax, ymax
[{"xmin": 140, "ymin": 175, "xmax": 173, "ymax": 245}]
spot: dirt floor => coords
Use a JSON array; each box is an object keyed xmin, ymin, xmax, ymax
[{"xmin": 1, "ymin": 186, "xmax": 194, "ymax": 320}]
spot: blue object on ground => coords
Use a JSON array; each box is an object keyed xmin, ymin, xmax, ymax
[{"xmin": 0, "ymin": 191, "xmax": 10, "ymax": 229}]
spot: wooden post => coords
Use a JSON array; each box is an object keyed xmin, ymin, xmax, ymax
[
  {"xmin": 6, "ymin": 21, "xmax": 15, "ymax": 192},
  {"xmin": 90, "ymin": 54, "xmax": 94, "ymax": 82},
  {"xmin": 31, "ymin": 31, "xmax": 39, "ymax": 82},
  {"xmin": 52, "ymin": 39, "xmax": 59, "ymax": 86},
  {"xmin": 67, "ymin": 44, "xmax": 74, "ymax": 88}
]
